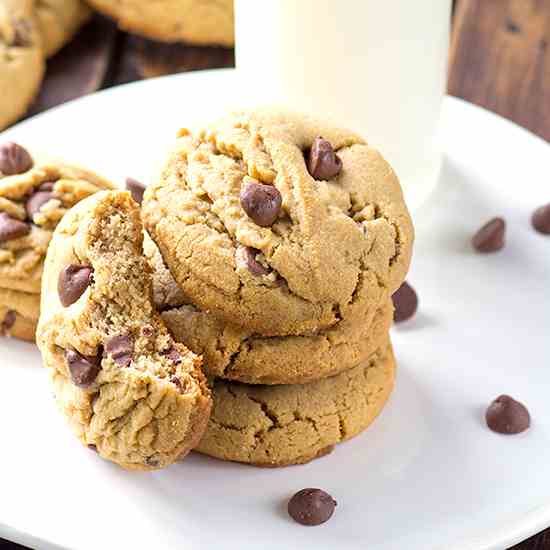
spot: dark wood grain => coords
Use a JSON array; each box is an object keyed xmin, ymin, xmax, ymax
[
  {"xmin": 449, "ymin": 0, "xmax": 550, "ymax": 141},
  {"xmin": 28, "ymin": 16, "xmax": 118, "ymax": 116}
]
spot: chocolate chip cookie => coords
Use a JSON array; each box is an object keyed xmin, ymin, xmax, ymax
[
  {"xmin": 0, "ymin": 142, "xmax": 114, "ymax": 293},
  {"xmin": 196, "ymin": 341, "xmax": 396, "ymax": 467},
  {"xmin": 35, "ymin": 0, "xmax": 91, "ymax": 58},
  {"xmin": 86, "ymin": 0, "xmax": 234, "ymax": 46},
  {"xmin": 144, "ymin": 233, "xmax": 393, "ymax": 384},
  {"xmin": 0, "ymin": 286, "xmax": 39, "ymax": 341},
  {"xmin": 142, "ymin": 110, "xmax": 414, "ymax": 336},
  {"xmin": 37, "ymin": 190, "xmax": 212, "ymax": 470},
  {"xmin": 0, "ymin": 0, "xmax": 45, "ymax": 130}
]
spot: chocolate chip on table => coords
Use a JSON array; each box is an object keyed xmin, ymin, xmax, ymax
[
  {"xmin": 25, "ymin": 190, "xmax": 55, "ymax": 219},
  {"xmin": 532, "ymin": 203, "xmax": 550, "ymax": 235},
  {"xmin": 472, "ymin": 217, "xmax": 506, "ymax": 253},
  {"xmin": 288, "ymin": 488, "xmax": 337, "ymax": 526},
  {"xmin": 0, "ymin": 142, "xmax": 33, "ymax": 175},
  {"xmin": 0, "ymin": 212, "xmax": 31, "ymax": 243},
  {"xmin": 66, "ymin": 349, "xmax": 101, "ymax": 388},
  {"xmin": 307, "ymin": 137, "xmax": 342, "ymax": 181},
  {"xmin": 240, "ymin": 180, "xmax": 282, "ymax": 227},
  {"xmin": 392, "ymin": 281, "xmax": 418, "ymax": 323},
  {"xmin": 486, "ymin": 395, "xmax": 530, "ymax": 434},
  {"xmin": 235, "ymin": 245, "xmax": 270, "ymax": 276},
  {"xmin": 126, "ymin": 177, "xmax": 146, "ymax": 205},
  {"xmin": 105, "ymin": 334, "xmax": 134, "ymax": 367},
  {"xmin": 1, "ymin": 310, "xmax": 16, "ymax": 334},
  {"xmin": 58, "ymin": 265, "xmax": 93, "ymax": 307}
]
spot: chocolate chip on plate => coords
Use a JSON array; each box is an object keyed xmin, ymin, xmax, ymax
[
  {"xmin": 472, "ymin": 217, "xmax": 506, "ymax": 253},
  {"xmin": 25, "ymin": 190, "xmax": 55, "ymax": 219},
  {"xmin": 126, "ymin": 177, "xmax": 146, "ymax": 205},
  {"xmin": 307, "ymin": 137, "xmax": 342, "ymax": 181},
  {"xmin": 486, "ymin": 395, "xmax": 530, "ymax": 434},
  {"xmin": 0, "ymin": 212, "xmax": 30, "ymax": 243},
  {"xmin": 532, "ymin": 203, "xmax": 550, "ymax": 235},
  {"xmin": 66, "ymin": 349, "xmax": 101, "ymax": 388},
  {"xmin": 392, "ymin": 281, "xmax": 418, "ymax": 323},
  {"xmin": 240, "ymin": 180, "xmax": 282, "ymax": 227},
  {"xmin": 0, "ymin": 142, "xmax": 33, "ymax": 175},
  {"xmin": 1, "ymin": 310, "xmax": 16, "ymax": 334},
  {"xmin": 58, "ymin": 264, "xmax": 93, "ymax": 307},
  {"xmin": 288, "ymin": 488, "xmax": 337, "ymax": 526},
  {"xmin": 235, "ymin": 245, "xmax": 270, "ymax": 276},
  {"xmin": 105, "ymin": 334, "xmax": 134, "ymax": 367}
]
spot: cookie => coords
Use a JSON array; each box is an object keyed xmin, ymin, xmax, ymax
[
  {"xmin": 86, "ymin": 0, "xmax": 234, "ymax": 46},
  {"xmin": 0, "ymin": 0, "xmax": 45, "ymax": 130},
  {"xmin": 196, "ymin": 341, "xmax": 396, "ymax": 467},
  {"xmin": 35, "ymin": 0, "xmax": 91, "ymax": 58},
  {"xmin": 145, "ymin": 232, "xmax": 394, "ymax": 384},
  {"xmin": 0, "ymin": 142, "xmax": 114, "ymax": 293},
  {"xmin": 37, "ymin": 190, "xmax": 212, "ymax": 470},
  {"xmin": 0, "ymin": 286, "xmax": 40, "ymax": 341},
  {"xmin": 142, "ymin": 110, "xmax": 414, "ymax": 336}
]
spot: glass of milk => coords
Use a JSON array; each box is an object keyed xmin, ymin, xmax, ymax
[{"xmin": 234, "ymin": 0, "xmax": 452, "ymax": 211}]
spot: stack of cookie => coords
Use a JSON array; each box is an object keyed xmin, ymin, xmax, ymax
[
  {"xmin": 1, "ymin": 0, "xmax": 91, "ymax": 130},
  {"xmin": 141, "ymin": 110, "xmax": 414, "ymax": 466},
  {"xmin": 0, "ymin": 141, "xmax": 113, "ymax": 341}
]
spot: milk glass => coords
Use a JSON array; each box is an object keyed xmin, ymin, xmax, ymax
[{"xmin": 234, "ymin": 0, "xmax": 452, "ymax": 210}]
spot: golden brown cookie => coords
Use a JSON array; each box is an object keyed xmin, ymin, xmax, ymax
[
  {"xmin": 35, "ymin": 0, "xmax": 91, "ymax": 58},
  {"xmin": 0, "ymin": 287, "xmax": 40, "ymax": 342},
  {"xmin": 0, "ymin": 142, "xmax": 114, "ymax": 293},
  {"xmin": 86, "ymin": 0, "xmax": 234, "ymax": 46},
  {"xmin": 37, "ymin": 190, "xmax": 212, "ymax": 470},
  {"xmin": 144, "ymin": 231, "xmax": 394, "ymax": 384},
  {"xmin": 196, "ymin": 341, "xmax": 396, "ymax": 467},
  {"xmin": 142, "ymin": 110, "xmax": 414, "ymax": 336},
  {"xmin": 0, "ymin": 0, "xmax": 45, "ymax": 130}
]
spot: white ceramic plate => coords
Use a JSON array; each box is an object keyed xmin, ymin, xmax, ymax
[{"xmin": 1, "ymin": 70, "xmax": 549, "ymax": 550}]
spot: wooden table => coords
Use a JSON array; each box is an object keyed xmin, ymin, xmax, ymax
[{"xmin": 2, "ymin": 0, "xmax": 548, "ymax": 548}]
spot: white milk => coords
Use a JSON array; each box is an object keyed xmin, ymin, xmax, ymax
[{"xmin": 234, "ymin": 0, "xmax": 452, "ymax": 210}]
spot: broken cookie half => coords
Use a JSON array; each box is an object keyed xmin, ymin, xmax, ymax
[{"xmin": 37, "ymin": 190, "xmax": 211, "ymax": 470}]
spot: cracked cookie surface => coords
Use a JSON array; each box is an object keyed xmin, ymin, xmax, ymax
[
  {"xmin": 35, "ymin": 0, "xmax": 91, "ymax": 58},
  {"xmin": 196, "ymin": 341, "xmax": 396, "ymax": 467},
  {"xmin": 37, "ymin": 190, "xmax": 212, "ymax": 470},
  {"xmin": 145, "ymin": 233, "xmax": 393, "ymax": 384},
  {"xmin": 0, "ymin": 143, "xmax": 114, "ymax": 293},
  {"xmin": 86, "ymin": 0, "xmax": 234, "ymax": 46},
  {"xmin": 143, "ymin": 110, "xmax": 414, "ymax": 336},
  {"xmin": 0, "ymin": 0, "xmax": 45, "ymax": 130}
]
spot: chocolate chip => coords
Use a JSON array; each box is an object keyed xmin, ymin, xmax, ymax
[
  {"xmin": 145, "ymin": 456, "xmax": 160, "ymax": 468},
  {"xmin": 105, "ymin": 334, "xmax": 134, "ymax": 367},
  {"xmin": 392, "ymin": 281, "xmax": 418, "ymax": 323},
  {"xmin": 240, "ymin": 180, "xmax": 282, "ymax": 227},
  {"xmin": 141, "ymin": 325, "xmax": 154, "ymax": 338},
  {"xmin": 0, "ymin": 142, "xmax": 33, "ymax": 175},
  {"xmin": 13, "ymin": 21, "xmax": 32, "ymax": 47},
  {"xmin": 66, "ymin": 349, "xmax": 101, "ymax": 388},
  {"xmin": 25, "ymin": 190, "xmax": 55, "ymax": 219},
  {"xmin": 307, "ymin": 137, "xmax": 342, "ymax": 181},
  {"xmin": 1, "ymin": 310, "xmax": 16, "ymax": 334},
  {"xmin": 126, "ymin": 177, "xmax": 146, "ymax": 205},
  {"xmin": 38, "ymin": 181, "xmax": 55, "ymax": 192},
  {"xmin": 170, "ymin": 375, "xmax": 186, "ymax": 393},
  {"xmin": 58, "ymin": 265, "xmax": 93, "ymax": 307},
  {"xmin": 0, "ymin": 212, "xmax": 30, "ymax": 243},
  {"xmin": 532, "ymin": 204, "xmax": 550, "ymax": 235},
  {"xmin": 162, "ymin": 347, "xmax": 182, "ymax": 364},
  {"xmin": 486, "ymin": 395, "xmax": 530, "ymax": 434},
  {"xmin": 235, "ymin": 245, "xmax": 269, "ymax": 276},
  {"xmin": 88, "ymin": 444, "xmax": 98, "ymax": 452},
  {"xmin": 472, "ymin": 217, "xmax": 506, "ymax": 253},
  {"xmin": 288, "ymin": 488, "xmax": 337, "ymax": 526}
]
